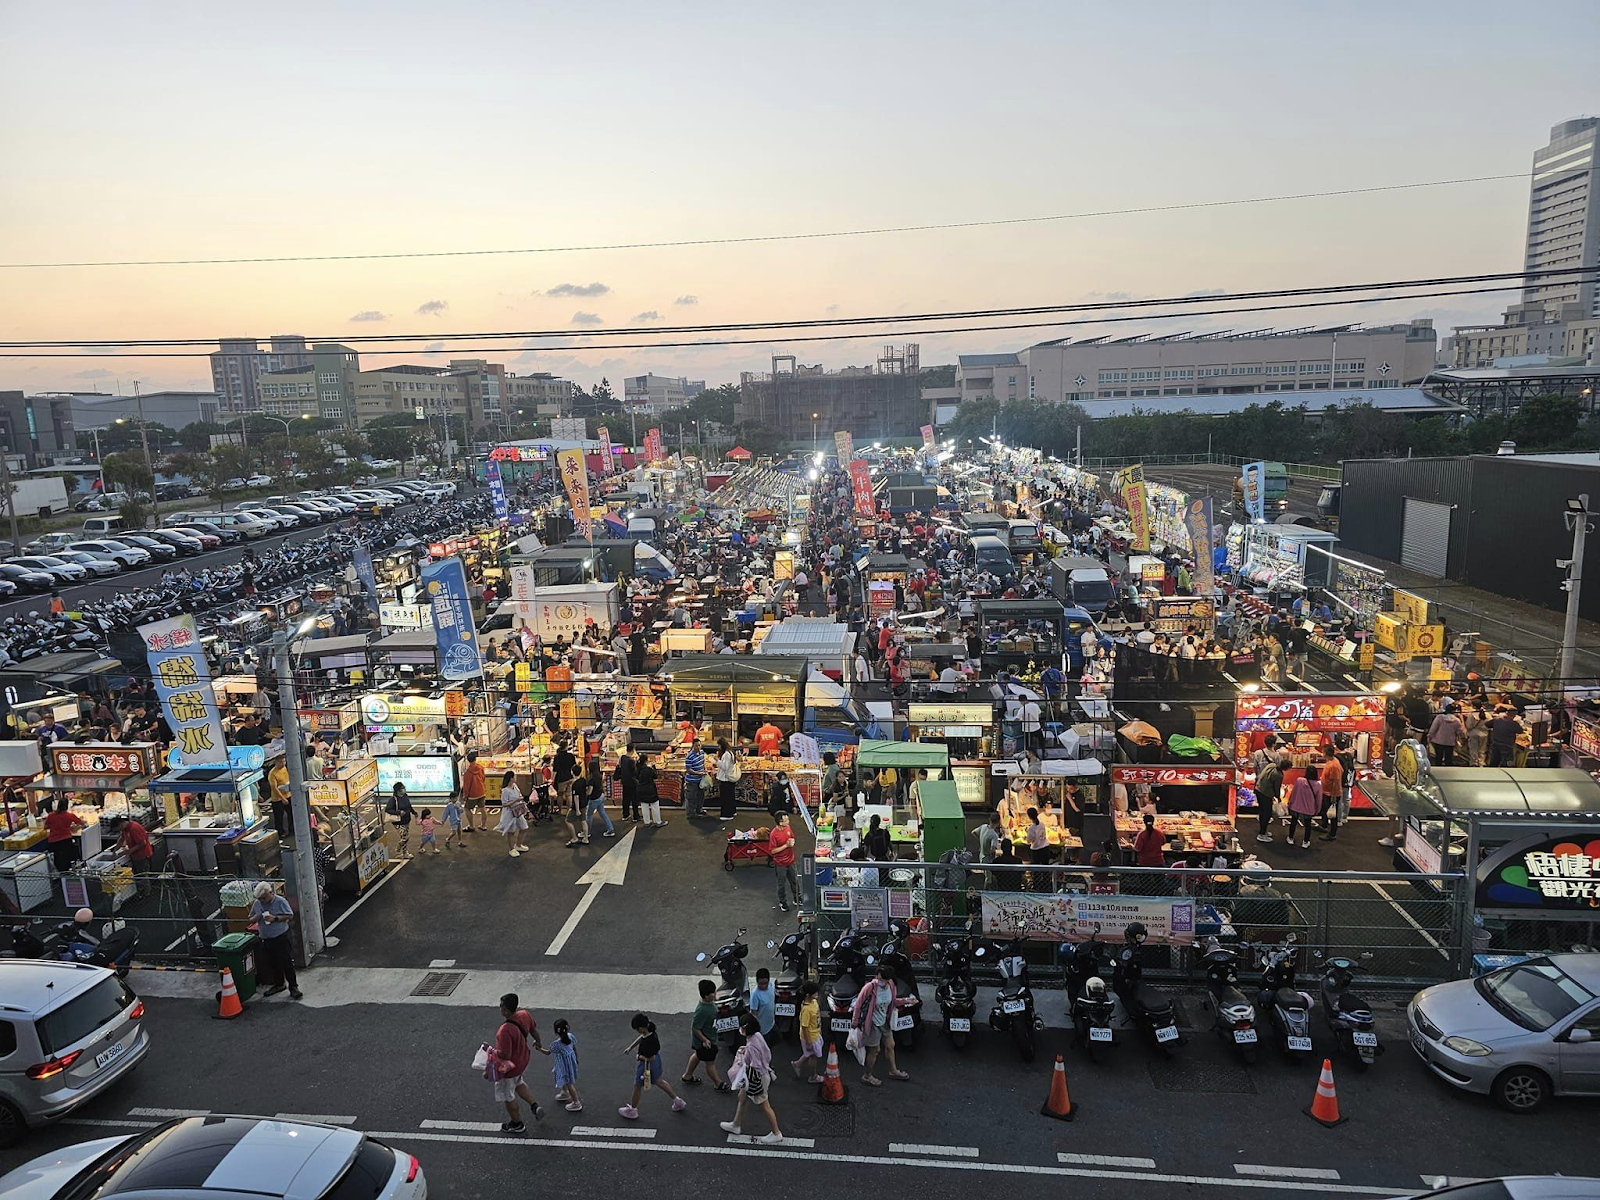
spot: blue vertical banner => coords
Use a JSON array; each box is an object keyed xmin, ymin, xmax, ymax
[
  {"xmin": 421, "ymin": 557, "xmax": 484, "ymax": 680},
  {"xmin": 1241, "ymin": 461, "xmax": 1266, "ymax": 523},
  {"xmin": 352, "ymin": 544, "xmax": 377, "ymax": 601},
  {"xmin": 486, "ymin": 458, "xmax": 509, "ymax": 521},
  {"xmin": 139, "ymin": 614, "xmax": 229, "ymax": 764}
]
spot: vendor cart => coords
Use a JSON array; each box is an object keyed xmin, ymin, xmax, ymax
[{"xmin": 723, "ymin": 829, "xmax": 775, "ymax": 871}]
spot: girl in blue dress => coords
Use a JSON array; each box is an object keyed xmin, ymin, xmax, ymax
[{"xmin": 551, "ymin": 1018, "xmax": 581, "ymax": 1112}]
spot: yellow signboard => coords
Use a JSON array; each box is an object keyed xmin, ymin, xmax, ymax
[{"xmin": 1392, "ymin": 590, "xmax": 1429, "ymax": 626}]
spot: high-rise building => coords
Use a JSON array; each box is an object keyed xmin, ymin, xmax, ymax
[
  {"xmin": 0, "ymin": 392, "xmax": 76, "ymax": 466},
  {"xmin": 1522, "ymin": 117, "xmax": 1600, "ymax": 318},
  {"xmin": 208, "ymin": 335, "xmax": 311, "ymax": 414}
]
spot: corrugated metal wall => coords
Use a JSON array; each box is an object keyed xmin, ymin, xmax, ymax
[
  {"xmin": 1466, "ymin": 457, "xmax": 1600, "ymax": 622},
  {"xmin": 1338, "ymin": 457, "xmax": 1474, "ymax": 579}
]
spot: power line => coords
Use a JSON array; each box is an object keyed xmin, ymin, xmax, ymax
[
  {"xmin": 7, "ymin": 266, "xmax": 1594, "ymax": 351},
  {"xmin": 0, "ymin": 172, "xmax": 1533, "ymax": 270},
  {"xmin": 0, "ymin": 280, "xmax": 1573, "ymax": 358}
]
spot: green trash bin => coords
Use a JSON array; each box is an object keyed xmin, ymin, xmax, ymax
[{"xmin": 212, "ymin": 932, "xmax": 260, "ymax": 1004}]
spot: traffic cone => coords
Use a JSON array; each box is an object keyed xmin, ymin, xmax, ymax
[
  {"xmin": 816, "ymin": 1042, "xmax": 848, "ymax": 1105},
  {"xmin": 214, "ymin": 968, "xmax": 244, "ymax": 1020},
  {"xmin": 1040, "ymin": 1054, "xmax": 1076, "ymax": 1121},
  {"xmin": 1304, "ymin": 1058, "xmax": 1345, "ymax": 1126}
]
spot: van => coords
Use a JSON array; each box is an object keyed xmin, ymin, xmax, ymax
[
  {"xmin": 0, "ymin": 960, "xmax": 149, "ymax": 1144},
  {"xmin": 968, "ymin": 534, "xmax": 1015, "ymax": 573},
  {"xmin": 80, "ymin": 515, "xmax": 126, "ymax": 536},
  {"xmin": 194, "ymin": 512, "xmax": 272, "ymax": 540},
  {"xmin": 1007, "ymin": 518, "xmax": 1042, "ymax": 555},
  {"xmin": 1050, "ymin": 554, "xmax": 1114, "ymax": 613}
]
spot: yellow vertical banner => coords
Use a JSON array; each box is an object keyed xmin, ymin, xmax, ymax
[
  {"xmin": 1121, "ymin": 463, "xmax": 1150, "ymax": 552},
  {"xmin": 556, "ymin": 448, "xmax": 592, "ymax": 540}
]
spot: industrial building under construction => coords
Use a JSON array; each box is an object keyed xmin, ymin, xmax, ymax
[{"xmin": 737, "ymin": 345, "xmax": 923, "ymax": 442}]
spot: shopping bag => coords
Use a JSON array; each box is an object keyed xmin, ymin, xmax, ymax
[
  {"xmin": 845, "ymin": 1025, "xmax": 866, "ymax": 1065},
  {"xmin": 472, "ymin": 1044, "xmax": 490, "ymax": 1072}
]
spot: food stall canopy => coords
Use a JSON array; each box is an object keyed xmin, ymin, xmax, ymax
[
  {"xmin": 291, "ymin": 633, "xmax": 373, "ymax": 665},
  {"xmin": 1393, "ymin": 767, "xmax": 1600, "ymax": 821},
  {"xmin": 975, "ymin": 599, "xmax": 1070, "ymax": 621},
  {"xmin": 663, "ymin": 654, "xmax": 807, "ymax": 691},
  {"xmin": 756, "ymin": 618, "xmax": 856, "ymax": 664},
  {"xmin": 4, "ymin": 650, "xmax": 122, "ymax": 682},
  {"xmin": 725, "ymin": 446, "xmax": 752, "ymax": 460},
  {"xmin": 855, "ymin": 553, "xmax": 912, "ymax": 575},
  {"xmin": 373, "ymin": 630, "xmax": 438, "ymax": 665},
  {"xmin": 854, "ymin": 739, "xmax": 950, "ymax": 770},
  {"xmin": 149, "ymin": 766, "xmax": 264, "ymax": 794},
  {"xmin": 40, "ymin": 656, "xmax": 123, "ymax": 686}
]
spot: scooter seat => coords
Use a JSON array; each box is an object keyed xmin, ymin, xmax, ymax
[
  {"xmin": 830, "ymin": 977, "xmax": 858, "ymax": 1000},
  {"xmin": 1136, "ymin": 985, "xmax": 1171, "ymax": 1016},
  {"xmin": 1275, "ymin": 987, "xmax": 1308, "ymax": 1011},
  {"xmin": 1336, "ymin": 991, "xmax": 1371, "ymax": 1015},
  {"xmin": 1217, "ymin": 986, "xmax": 1252, "ymax": 1011}
]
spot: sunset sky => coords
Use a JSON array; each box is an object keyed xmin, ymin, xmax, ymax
[{"xmin": 2, "ymin": 0, "xmax": 1596, "ymax": 397}]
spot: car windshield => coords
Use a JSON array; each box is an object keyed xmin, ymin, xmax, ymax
[
  {"xmin": 1476, "ymin": 960, "xmax": 1595, "ymax": 1031},
  {"xmin": 39, "ymin": 974, "xmax": 136, "ymax": 1054}
]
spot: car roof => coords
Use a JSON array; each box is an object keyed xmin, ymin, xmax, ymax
[
  {"xmin": 0, "ymin": 960, "xmax": 115, "ymax": 1017},
  {"xmin": 90, "ymin": 1117, "xmax": 363, "ymax": 1200},
  {"xmin": 1546, "ymin": 953, "xmax": 1600, "ymax": 989}
]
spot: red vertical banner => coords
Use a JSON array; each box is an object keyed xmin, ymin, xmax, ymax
[
  {"xmin": 849, "ymin": 459, "xmax": 875, "ymax": 517},
  {"xmin": 920, "ymin": 424, "xmax": 935, "ymax": 453},
  {"xmin": 597, "ymin": 426, "xmax": 614, "ymax": 474},
  {"xmin": 645, "ymin": 428, "xmax": 662, "ymax": 463}
]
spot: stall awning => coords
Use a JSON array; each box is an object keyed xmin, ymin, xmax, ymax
[
  {"xmin": 916, "ymin": 780, "xmax": 963, "ymax": 821},
  {"xmin": 755, "ymin": 618, "xmax": 855, "ymax": 663},
  {"xmin": 855, "ymin": 739, "xmax": 950, "ymax": 770},
  {"xmin": 149, "ymin": 767, "xmax": 265, "ymax": 795},
  {"xmin": 5, "ymin": 651, "xmax": 121, "ymax": 680},
  {"xmin": 662, "ymin": 655, "xmax": 808, "ymax": 687},
  {"xmin": 374, "ymin": 630, "xmax": 437, "ymax": 656},
  {"xmin": 292, "ymin": 633, "xmax": 372, "ymax": 660},
  {"xmin": 1398, "ymin": 767, "xmax": 1600, "ymax": 821},
  {"xmin": 41, "ymin": 656, "xmax": 123, "ymax": 686},
  {"xmin": 24, "ymin": 772, "xmax": 151, "ymax": 793}
]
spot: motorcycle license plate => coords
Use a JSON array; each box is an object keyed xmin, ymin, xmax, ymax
[
  {"xmin": 1089, "ymin": 1026, "xmax": 1113, "ymax": 1043},
  {"xmin": 1234, "ymin": 1028, "xmax": 1258, "ymax": 1044},
  {"xmin": 95, "ymin": 1041, "xmax": 125, "ymax": 1070},
  {"xmin": 1352, "ymin": 1031, "xmax": 1378, "ymax": 1047},
  {"xmin": 774, "ymin": 1003, "xmax": 796, "ymax": 1017},
  {"xmin": 831, "ymin": 1017, "xmax": 852, "ymax": 1033},
  {"xmin": 892, "ymin": 1014, "xmax": 914, "ymax": 1031},
  {"xmin": 1288, "ymin": 1035, "xmax": 1313, "ymax": 1051},
  {"xmin": 947, "ymin": 1017, "xmax": 971, "ymax": 1032},
  {"xmin": 1155, "ymin": 1024, "xmax": 1179, "ymax": 1043},
  {"xmin": 1002, "ymin": 999, "xmax": 1026, "ymax": 1015},
  {"xmin": 714, "ymin": 1016, "xmax": 739, "ymax": 1033}
]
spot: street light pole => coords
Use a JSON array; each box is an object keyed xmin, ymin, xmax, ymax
[
  {"xmin": 812, "ymin": 412, "xmax": 819, "ymax": 455},
  {"xmin": 1560, "ymin": 494, "xmax": 1590, "ymax": 686},
  {"xmin": 90, "ymin": 427, "xmax": 105, "ymax": 494},
  {"xmin": 133, "ymin": 381, "xmax": 159, "ymax": 523},
  {"xmin": 272, "ymin": 628, "xmax": 326, "ymax": 964}
]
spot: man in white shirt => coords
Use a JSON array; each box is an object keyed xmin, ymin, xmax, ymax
[
  {"xmin": 935, "ymin": 665, "xmax": 964, "ymax": 695},
  {"xmin": 1080, "ymin": 627, "xmax": 1098, "ymax": 660},
  {"xmin": 1134, "ymin": 623, "xmax": 1156, "ymax": 647},
  {"xmin": 1021, "ymin": 698, "xmax": 1043, "ymax": 754}
]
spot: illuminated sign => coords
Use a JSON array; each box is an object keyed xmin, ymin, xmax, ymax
[
  {"xmin": 1109, "ymin": 765, "xmax": 1234, "ymax": 786},
  {"xmin": 50, "ymin": 744, "xmax": 155, "ymax": 777},
  {"xmin": 1235, "ymin": 692, "xmax": 1385, "ymax": 732},
  {"xmin": 1477, "ymin": 832, "xmax": 1600, "ymax": 910},
  {"xmin": 375, "ymin": 754, "xmax": 457, "ymax": 796}
]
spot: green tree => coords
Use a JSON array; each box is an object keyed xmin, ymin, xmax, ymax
[
  {"xmin": 101, "ymin": 450, "xmax": 152, "ymax": 496},
  {"xmin": 687, "ymin": 383, "xmax": 739, "ymax": 427},
  {"xmin": 919, "ymin": 364, "xmax": 956, "ymax": 388},
  {"xmin": 366, "ymin": 422, "xmax": 419, "ymax": 463},
  {"xmin": 1509, "ymin": 394, "xmax": 1582, "ymax": 448}
]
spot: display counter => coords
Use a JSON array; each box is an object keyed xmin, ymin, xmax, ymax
[{"xmin": 1111, "ymin": 763, "xmax": 1240, "ymax": 860}]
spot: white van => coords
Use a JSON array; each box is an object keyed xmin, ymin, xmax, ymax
[{"xmin": 81, "ymin": 515, "xmax": 126, "ymax": 536}]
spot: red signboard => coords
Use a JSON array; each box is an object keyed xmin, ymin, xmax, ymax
[
  {"xmin": 644, "ymin": 428, "xmax": 663, "ymax": 463},
  {"xmin": 1235, "ymin": 692, "xmax": 1385, "ymax": 731},
  {"xmin": 1572, "ymin": 717, "xmax": 1600, "ymax": 761},
  {"xmin": 848, "ymin": 460, "xmax": 875, "ymax": 517},
  {"xmin": 1110, "ymin": 765, "xmax": 1235, "ymax": 785},
  {"xmin": 50, "ymin": 744, "xmax": 154, "ymax": 777}
]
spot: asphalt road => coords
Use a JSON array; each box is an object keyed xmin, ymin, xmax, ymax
[{"xmin": 9, "ymin": 989, "xmax": 1595, "ymax": 1198}]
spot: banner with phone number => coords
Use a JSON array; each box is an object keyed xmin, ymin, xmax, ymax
[{"xmin": 848, "ymin": 459, "xmax": 875, "ymax": 516}]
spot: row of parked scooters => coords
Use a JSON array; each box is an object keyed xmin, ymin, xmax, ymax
[{"xmin": 695, "ymin": 924, "xmax": 1383, "ymax": 1072}]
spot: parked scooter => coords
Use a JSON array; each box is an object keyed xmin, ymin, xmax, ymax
[
  {"xmin": 1112, "ymin": 922, "xmax": 1181, "ymax": 1057},
  {"xmin": 769, "ymin": 933, "xmax": 809, "ymax": 1040},
  {"xmin": 696, "ymin": 927, "xmax": 750, "ymax": 1046},
  {"xmin": 1200, "ymin": 937, "xmax": 1257, "ymax": 1063},
  {"xmin": 4, "ymin": 911, "xmax": 138, "ymax": 978},
  {"xmin": 1065, "ymin": 934, "xmax": 1116, "ymax": 1060},
  {"xmin": 978, "ymin": 921, "xmax": 1040, "ymax": 1062},
  {"xmin": 932, "ymin": 937, "xmax": 977, "ymax": 1050},
  {"xmin": 1319, "ymin": 952, "xmax": 1382, "ymax": 1070},
  {"xmin": 1255, "ymin": 935, "xmax": 1314, "ymax": 1058},
  {"xmin": 821, "ymin": 929, "xmax": 876, "ymax": 1049},
  {"xmin": 878, "ymin": 921, "xmax": 923, "ymax": 1051}
]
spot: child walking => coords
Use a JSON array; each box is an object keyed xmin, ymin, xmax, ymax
[
  {"xmin": 418, "ymin": 809, "xmax": 439, "ymax": 855},
  {"xmin": 550, "ymin": 1018, "xmax": 582, "ymax": 1112},
  {"xmin": 719, "ymin": 1013, "xmax": 783, "ymax": 1144},
  {"xmin": 790, "ymin": 981, "xmax": 825, "ymax": 1083},
  {"xmin": 442, "ymin": 797, "xmax": 463, "ymax": 849},
  {"xmin": 619, "ymin": 1013, "xmax": 687, "ymax": 1120}
]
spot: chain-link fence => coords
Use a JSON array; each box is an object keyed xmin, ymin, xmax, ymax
[{"xmin": 807, "ymin": 859, "xmax": 1467, "ymax": 992}]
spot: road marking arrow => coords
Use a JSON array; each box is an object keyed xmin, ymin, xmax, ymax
[{"xmin": 544, "ymin": 828, "xmax": 636, "ymax": 956}]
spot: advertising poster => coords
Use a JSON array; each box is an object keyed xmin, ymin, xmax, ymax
[
  {"xmin": 980, "ymin": 892, "xmax": 1195, "ymax": 944},
  {"xmin": 375, "ymin": 755, "xmax": 458, "ymax": 797},
  {"xmin": 597, "ymin": 426, "xmax": 614, "ymax": 474},
  {"xmin": 1119, "ymin": 464, "xmax": 1150, "ymax": 552},
  {"xmin": 1241, "ymin": 461, "xmax": 1267, "ymax": 523},
  {"xmin": 420, "ymin": 557, "xmax": 484, "ymax": 680},
  {"xmin": 920, "ymin": 424, "xmax": 935, "ymax": 454},
  {"xmin": 868, "ymin": 579, "xmax": 896, "ymax": 616},
  {"xmin": 139, "ymin": 614, "xmax": 229, "ymax": 764},
  {"xmin": 485, "ymin": 458, "xmax": 509, "ymax": 521},
  {"xmin": 1184, "ymin": 496, "xmax": 1214, "ymax": 595},
  {"xmin": 849, "ymin": 887, "xmax": 890, "ymax": 932},
  {"xmin": 644, "ymin": 427, "xmax": 663, "ymax": 463},
  {"xmin": 833, "ymin": 430, "xmax": 853, "ymax": 467},
  {"xmin": 351, "ymin": 545, "xmax": 378, "ymax": 604},
  {"xmin": 556, "ymin": 447, "xmax": 592, "ymax": 540},
  {"xmin": 848, "ymin": 459, "xmax": 875, "ymax": 516}
]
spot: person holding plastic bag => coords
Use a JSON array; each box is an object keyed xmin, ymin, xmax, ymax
[
  {"xmin": 849, "ymin": 962, "xmax": 914, "ymax": 1085},
  {"xmin": 478, "ymin": 992, "xmax": 547, "ymax": 1135},
  {"xmin": 718, "ymin": 1012, "xmax": 783, "ymax": 1143}
]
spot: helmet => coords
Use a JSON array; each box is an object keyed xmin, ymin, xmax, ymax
[
  {"xmin": 1125, "ymin": 921, "xmax": 1148, "ymax": 945},
  {"xmin": 1085, "ymin": 976, "xmax": 1107, "ymax": 1000},
  {"xmin": 73, "ymin": 908, "xmax": 93, "ymax": 925}
]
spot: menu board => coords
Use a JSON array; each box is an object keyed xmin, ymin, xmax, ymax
[
  {"xmin": 375, "ymin": 754, "xmax": 457, "ymax": 796},
  {"xmin": 951, "ymin": 764, "xmax": 989, "ymax": 808}
]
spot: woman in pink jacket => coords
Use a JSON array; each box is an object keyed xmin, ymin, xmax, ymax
[
  {"xmin": 851, "ymin": 963, "xmax": 914, "ymax": 1085},
  {"xmin": 1284, "ymin": 765, "xmax": 1322, "ymax": 849}
]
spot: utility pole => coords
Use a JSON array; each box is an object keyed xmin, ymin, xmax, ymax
[
  {"xmin": 0, "ymin": 453, "xmax": 20, "ymax": 554},
  {"xmin": 1559, "ymin": 494, "xmax": 1591, "ymax": 686},
  {"xmin": 272, "ymin": 630, "xmax": 326, "ymax": 965},
  {"xmin": 1075, "ymin": 424, "xmax": 1082, "ymax": 466},
  {"xmin": 133, "ymin": 381, "xmax": 159, "ymax": 524}
]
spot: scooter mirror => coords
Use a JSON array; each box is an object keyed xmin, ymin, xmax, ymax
[
  {"xmin": 973, "ymin": 946, "xmax": 985, "ymax": 957},
  {"xmin": 820, "ymin": 940, "xmax": 832, "ymax": 950},
  {"xmin": 766, "ymin": 940, "xmax": 776, "ymax": 949},
  {"xmin": 1359, "ymin": 952, "xmax": 1374, "ymax": 961},
  {"xmin": 695, "ymin": 952, "xmax": 707, "ymax": 962}
]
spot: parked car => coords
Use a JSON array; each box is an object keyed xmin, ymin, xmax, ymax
[
  {"xmin": 21, "ymin": 534, "xmax": 77, "ymax": 555},
  {"xmin": 167, "ymin": 524, "xmax": 225, "ymax": 549},
  {"xmin": 119, "ymin": 534, "xmax": 179, "ymax": 561},
  {"xmin": 68, "ymin": 540, "xmax": 152, "ymax": 569},
  {"xmin": 222, "ymin": 477, "xmax": 246, "ymax": 490},
  {"xmin": 1408, "ymin": 953, "xmax": 1600, "ymax": 1113},
  {"xmin": 0, "ymin": 564, "xmax": 56, "ymax": 593},
  {"xmin": 54, "ymin": 550, "xmax": 120, "ymax": 578},
  {"xmin": 176, "ymin": 521, "xmax": 236, "ymax": 546},
  {"xmin": 246, "ymin": 473, "xmax": 274, "ymax": 487},
  {"xmin": 0, "ymin": 577, "xmax": 18, "ymax": 599},
  {"xmin": 235, "ymin": 508, "xmax": 295, "ymax": 531},
  {"xmin": 7, "ymin": 556, "xmax": 88, "ymax": 585},
  {"xmin": 146, "ymin": 528, "xmax": 206, "ymax": 555},
  {"xmin": 0, "ymin": 960, "xmax": 149, "ymax": 1146}
]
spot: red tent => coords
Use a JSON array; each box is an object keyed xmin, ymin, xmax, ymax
[{"xmin": 725, "ymin": 446, "xmax": 752, "ymax": 460}]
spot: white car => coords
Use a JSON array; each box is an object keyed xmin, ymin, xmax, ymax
[
  {"xmin": 0, "ymin": 1115, "xmax": 426, "ymax": 1199},
  {"xmin": 246, "ymin": 474, "xmax": 274, "ymax": 487},
  {"xmin": 69, "ymin": 540, "xmax": 152, "ymax": 568},
  {"xmin": 223, "ymin": 477, "xmax": 246, "ymax": 490}
]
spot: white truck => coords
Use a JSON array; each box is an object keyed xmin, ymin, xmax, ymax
[{"xmin": 5, "ymin": 476, "xmax": 70, "ymax": 518}]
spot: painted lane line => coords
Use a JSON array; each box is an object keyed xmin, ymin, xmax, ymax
[
  {"xmin": 1423, "ymin": 1178, "xmax": 1487, "ymax": 1189},
  {"xmin": 1236, "ymin": 1165, "xmax": 1342, "ymax": 1180},
  {"xmin": 163, "ymin": 909, "xmax": 222, "ymax": 954},
  {"xmin": 893, "ymin": 1143, "xmax": 979, "ymax": 1158},
  {"xmin": 727, "ymin": 1133, "xmax": 816, "ymax": 1148},
  {"xmin": 1059, "ymin": 1154, "xmax": 1157, "ymax": 1168},
  {"xmin": 364, "ymin": 1130, "xmax": 1410, "ymax": 1193},
  {"xmin": 419, "ymin": 1119, "xmax": 504, "ymax": 1131},
  {"xmin": 325, "ymin": 856, "xmax": 411, "ymax": 933},
  {"xmin": 427, "ymin": 959, "xmax": 457, "ymax": 969},
  {"xmin": 130, "ymin": 1106, "xmax": 210, "ymax": 1118},
  {"xmin": 275, "ymin": 1114, "xmax": 357, "ymax": 1125},
  {"xmin": 1369, "ymin": 881, "xmax": 1449, "ymax": 958},
  {"xmin": 570, "ymin": 1126, "xmax": 657, "ymax": 1139},
  {"xmin": 545, "ymin": 828, "xmax": 636, "ymax": 956}
]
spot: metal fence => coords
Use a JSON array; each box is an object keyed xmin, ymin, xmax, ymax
[{"xmin": 806, "ymin": 859, "xmax": 1468, "ymax": 992}]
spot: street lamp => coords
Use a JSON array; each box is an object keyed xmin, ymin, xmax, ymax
[
  {"xmin": 263, "ymin": 413, "xmax": 312, "ymax": 483},
  {"xmin": 811, "ymin": 411, "xmax": 819, "ymax": 454},
  {"xmin": 113, "ymin": 380, "xmax": 159, "ymax": 521}
]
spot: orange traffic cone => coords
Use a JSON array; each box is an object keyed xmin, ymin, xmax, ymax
[
  {"xmin": 816, "ymin": 1042, "xmax": 848, "ymax": 1105},
  {"xmin": 1041, "ymin": 1054, "xmax": 1076, "ymax": 1121},
  {"xmin": 1304, "ymin": 1058, "xmax": 1345, "ymax": 1126},
  {"xmin": 214, "ymin": 967, "xmax": 244, "ymax": 1020}
]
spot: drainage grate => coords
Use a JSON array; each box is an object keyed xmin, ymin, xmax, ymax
[
  {"xmin": 411, "ymin": 971, "xmax": 467, "ymax": 997},
  {"xmin": 1147, "ymin": 1056, "xmax": 1257, "ymax": 1094},
  {"xmin": 791, "ymin": 1102, "xmax": 856, "ymax": 1138}
]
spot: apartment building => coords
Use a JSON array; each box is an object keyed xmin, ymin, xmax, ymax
[
  {"xmin": 1522, "ymin": 117, "xmax": 1600, "ymax": 318},
  {"xmin": 623, "ymin": 373, "xmax": 706, "ymax": 415},
  {"xmin": 1449, "ymin": 302, "xmax": 1600, "ymax": 368},
  {"xmin": 506, "ymin": 371, "xmax": 574, "ymax": 414},
  {"xmin": 353, "ymin": 365, "xmax": 466, "ymax": 426},
  {"xmin": 956, "ymin": 322, "xmax": 1437, "ymax": 407},
  {"xmin": 257, "ymin": 343, "xmax": 360, "ymax": 424},
  {"xmin": 209, "ymin": 335, "xmax": 311, "ymax": 413}
]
